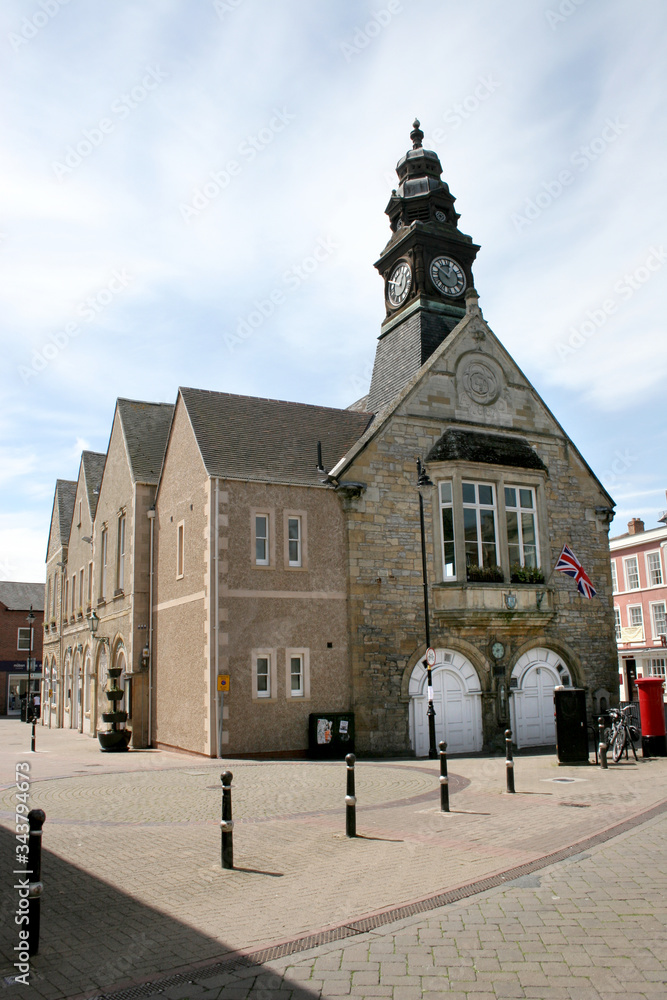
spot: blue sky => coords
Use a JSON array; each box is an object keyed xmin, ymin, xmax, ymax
[{"xmin": 1, "ymin": 0, "xmax": 666, "ymax": 580}]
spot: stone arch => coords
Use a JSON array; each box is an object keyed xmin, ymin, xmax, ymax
[
  {"xmin": 510, "ymin": 635, "xmax": 582, "ymax": 688},
  {"xmin": 408, "ymin": 648, "xmax": 484, "ymax": 755},
  {"xmin": 83, "ymin": 644, "xmax": 95, "ymax": 736},
  {"xmin": 509, "ymin": 645, "xmax": 570, "ymax": 748}
]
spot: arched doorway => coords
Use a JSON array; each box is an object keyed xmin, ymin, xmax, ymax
[
  {"xmin": 409, "ymin": 650, "xmax": 483, "ymax": 755},
  {"xmin": 509, "ymin": 647, "xmax": 569, "ymax": 748},
  {"xmin": 83, "ymin": 649, "xmax": 95, "ymax": 736},
  {"xmin": 63, "ymin": 650, "xmax": 72, "ymax": 728},
  {"xmin": 71, "ymin": 649, "xmax": 83, "ymax": 730}
]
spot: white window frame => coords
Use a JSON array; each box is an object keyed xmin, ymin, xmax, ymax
[
  {"xmin": 628, "ymin": 605, "xmax": 643, "ymax": 629},
  {"xmin": 613, "ymin": 607, "xmax": 621, "ymax": 641},
  {"xmin": 439, "ymin": 481, "xmax": 456, "ymax": 580},
  {"xmin": 252, "ymin": 648, "xmax": 277, "ymax": 700},
  {"xmin": 624, "ymin": 556, "xmax": 640, "ymax": 590},
  {"xmin": 17, "ymin": 627, "xmax": 33, "ymax": 651},
  {"xmin": 645, "ymin": 551, "xmax": 663, "ymax": 587},
  {"xmin": 504, "ymin": 484, "xmax": 540, "ymax": 570},
  {"xmin": 117, "ymin": 514, "xmax": 126, "ymax": 593},
  {"xmin": 648, "ymin": 657, "xmax": 666, "ymax": 679},
  {"xmin": 176, "ymin": 520, "xmax": 185, "ymax": 579},
  {"xmin": 462, "ymin": 480, "xmax": 499, "ymax": 572},
  {"xmin": 284, "ymin": 511, "xmax": 307, "ymax": 569},
  {"xmin": 253, "ymin": 512, "xmax": 271, "ymax": 567},
  {"xmin": 285, "ymin": 648, "xmax": 310, "ymax": 699},
  {"xmin": 610, "ymin": 561, "xmax": 618, "ymax": 593},
  {"xmin": 87, "ymin": 561, "xmax": 93, "ymax": 607},
  {"xmin": 100, "ymin": 527, "xmax": 108, "ymax": 600},
  {"xmin": 650, "ymin": 601, "xmax": 667, "ymax": 639}
]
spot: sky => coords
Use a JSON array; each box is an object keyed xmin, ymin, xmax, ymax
[{"xmin": 1, "ymin": 0, "xmax": 666, "ymax": 582}]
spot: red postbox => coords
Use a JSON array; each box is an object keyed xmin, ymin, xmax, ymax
[{"xmin": 634, "ymin": 677, "xmax": 667, "ymax": 757}]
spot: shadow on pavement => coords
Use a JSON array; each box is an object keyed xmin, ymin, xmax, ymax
[{"xmin": 0, "ymin": 823, "xmax": 316, "ymax": 1000}]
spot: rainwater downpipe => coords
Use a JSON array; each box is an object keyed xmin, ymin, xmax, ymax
[
  {"xmin": 147, "ymin": 505, "xmax": 156, "ymax": 747},
  {"xmin": 215, "ymin": 478, "xmax": 220, "ymax": 757}
]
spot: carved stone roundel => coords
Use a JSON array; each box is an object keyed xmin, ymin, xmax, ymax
[{"xmin": 461, "ymin": 359, "xmax": 500, "ymax": 405}]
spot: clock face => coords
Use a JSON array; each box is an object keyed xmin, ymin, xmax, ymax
[
  {"xmin": 387, "ymin": 261, "xmax": 412, "ymax": 307},
  {"xmin": 430, "ymin": 256, "xmax": 466, "ymax": 297},
  {"xmin": 492, "ymin": 642, "xmax": 505, "ymax": 660},
  {"xmin": 435, "ymin": 210, "xmax": 447, "ymax": 223}
]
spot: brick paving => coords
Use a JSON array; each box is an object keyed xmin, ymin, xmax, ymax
[{"xmin": 0, "ymin": 719, "xmax": 666, "ymax": 1000}]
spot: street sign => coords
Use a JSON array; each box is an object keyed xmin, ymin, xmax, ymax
[
  {"xmin": 217, "ymin": 675, "xmax": 230, "ymax": 692},
  {"xmin": 426, "ymin": 648, "xmax": 436, "ymax": 667}
]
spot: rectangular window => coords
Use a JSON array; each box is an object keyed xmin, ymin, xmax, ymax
[
  {"xmin": 610, "ymin": 561, "xmax": 618, "ymax": 593},
  {"xmin": 71, "ymin": 574, "xmax": 76, "ymax": 615},
  {"xmin": 504, "ymin": 486, "xmax": 539, "ymax": 569},
  {"xmin": 17, "ymin": 628, "xmax": 33, "ymax": 651},
  {"xmin": 614, "ymin": 607, "xmax": 621, "ymax": 641},
  {"xmin": 651, "ymin": 602, "xmax": 667, "ymax": 638},
  {"xmin": 78, "ymin": 568, "xmax": 84, "ymax": 611},
  {"xmin": 255, "ymin": 655, "xmax": 270, "ymax": 697},
  {"xmin": 287, "ymin": 517, "xmax": 301, "ymax": 567},
  {"xmin": 625, "ymin": 557, "xmax": 640, "ymax": 590},
  {"xmin": 77, "ymin": 499, "xmax": 82, "ymax": 527},
  {"xmin": 46, "ymin": 578, "xmax": 52, "ymax": 619},
  {"xmin": 255, "ymin": 515, "xmax": 269, "ymax": 565},
  {"xmin": 462, "ymin": 481, "xmax": 498, "ymax": 571},
  {"xmin": 87, "ymin": 561, "xmax": 93, "ymax": 605},
  {"xmin": 649, "ymin": 657, "xmax": 666, "ymax": 678},
  {"xmin": 646, "ymin": 552, "xmax": 663, "ymax": 586},
  {"xmin": 65, "ymin": 576, "xmax": 69, "ymax": 616},
  {"xmin": 176, "ymin": 521, "xmax": 184, "ymax": 578},
  {"xmin": 100, "ymin": 528, "xmax": 108, "ymax": 599},
  {"xmin": 439, "ymin": 481, "xmax": 456, "ymax": 579},
  {"xmin": 289, "ymin": 655, "xmax": 304, "ymax": 696},
  {"xmin": 117, "ymin": 515, "xmax": 126, "ymax": 592},
  {"xmin": 629, "ymin": 606, "xmax": 643, "ymax": 628}
]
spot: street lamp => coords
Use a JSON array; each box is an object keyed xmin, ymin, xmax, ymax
[
  {"xmin": 417, "ymin": 458, "xmax": 437, "ymax": 759},
  {"xmin": 26, "ymin": 606, "xmax": 36, "ymax": 751},
  {"xmin": 88, "ymin": 609, "xmax": 109, "ymax": 646}
]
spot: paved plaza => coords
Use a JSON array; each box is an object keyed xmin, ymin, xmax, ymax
[{"xmin": 1, "ymin": 719, "xmax": 666, "ymax": 999}]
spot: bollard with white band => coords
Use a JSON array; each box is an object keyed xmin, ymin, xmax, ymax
[
  {"xmin": 220, "ymin": 771, "xmax": 234, "ymax": 869},
  {"xmin": 345, "ymin": 753, "xmax": 356, "ymax": 838}
]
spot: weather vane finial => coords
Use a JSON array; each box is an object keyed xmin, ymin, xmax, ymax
[{"xmin": 410, "ymin": 118, "xmax": 424, "ymax": 149}]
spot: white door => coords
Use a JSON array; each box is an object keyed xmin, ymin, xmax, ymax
[
  {"xmin": 413, "ymin": 667, "xmax": 482, "ymax": 755},
  {"xmin": 511, "ymin": 665, "xmax": 557, "ymax": 747}
]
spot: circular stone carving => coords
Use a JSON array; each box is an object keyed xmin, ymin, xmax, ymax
[{"xmin": 460, "ymin": 359, "xmax": 501, "ymax": 405}]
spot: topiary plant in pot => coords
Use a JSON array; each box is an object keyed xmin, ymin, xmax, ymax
[{"xmin": 98, "ymin": 666, "xmax": 131, "ymax": 751}]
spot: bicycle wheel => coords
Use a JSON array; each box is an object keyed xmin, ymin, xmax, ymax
[{"xmin": 612, "ymin": 729, "xmax": 626, "ymax": 762}]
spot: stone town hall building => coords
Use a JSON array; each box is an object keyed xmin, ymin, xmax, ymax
[{"xmin": 42, "ymin": 122, "xmax": 618, "ymax": 757}]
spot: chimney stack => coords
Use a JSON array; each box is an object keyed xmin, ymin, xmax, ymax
[{"xmin": 627, "ymin": 518, "xmax": 645, "ymax": 535}]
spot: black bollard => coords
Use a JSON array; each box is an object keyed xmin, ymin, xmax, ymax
[
  {"xmin": 438, "ymin": 740, "xmax": 450, "ymax": 812},
  {"xmin": 345, "ymin": 753, "xmax": 356, "ymax": 838},
  {"xmin": 31, "ymin": 719, "xmax": 36, "ymax": 753},
  {"xmin": 27, "ymin": 809, "xmax": 45, "ymax": 956},
  {"xmin": 505, "ymin": 729, "xmax": 515, "ymax": 793},
  {"xmin": 220, "ymin": 771, "xmax": 234, "ymax": 869},
  {"xmin": 598, "ymin": 717, "xmax": 608, "ymax": 769}
]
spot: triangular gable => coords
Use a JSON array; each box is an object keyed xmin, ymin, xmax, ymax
[
  {"xmin": 331, "ymin": 295, "xmax": 614, "ymax": 507},
  {"xmin": 45, "ymin": 479, "xmax": 77, "ymax": 562}
]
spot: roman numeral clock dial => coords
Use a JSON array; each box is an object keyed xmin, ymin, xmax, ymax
[
  {"xmin": 430, "ymin": 256, "xmax": 466, "ymax": 297},
  {"xmin": 386, "ymin": 261, "xmax": 412, "ymax": 307}
]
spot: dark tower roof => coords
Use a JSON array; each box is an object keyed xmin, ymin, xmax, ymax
[{"xmin": 384, "ymin": 119, "xmax": 462, "ymax": 232}]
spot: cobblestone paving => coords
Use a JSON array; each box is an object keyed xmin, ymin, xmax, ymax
[
  {"xmin": 147, "ymin": 813, "xmax": 667, "ymax": 1000},
  {"xmin": 1, "ymin": 721, "xmax": 666, "ymax": 1000}
]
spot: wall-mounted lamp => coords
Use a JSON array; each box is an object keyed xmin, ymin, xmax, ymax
[
  {"xmin": 82, "ymin": 536, "xmax": 93, "ymax": 545},
  {"xmin": 88, "ymin": 610, "xmax": 109, "ymax": 647}
]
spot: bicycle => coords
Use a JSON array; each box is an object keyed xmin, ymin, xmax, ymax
[{"xmin": 603, "ymin": 706, "xmax": 640, "ymax": 762}]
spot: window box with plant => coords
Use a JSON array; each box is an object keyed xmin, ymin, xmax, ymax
[
  {"xmin": 510, "ymin": 564, "xmax": 545, "ymax": 584},
  {"xmin": 466, "ymin": 564, "xmax": 504, "ymax": 583}
]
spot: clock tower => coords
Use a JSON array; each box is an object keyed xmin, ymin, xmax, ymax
[{"xmin": 367, "ymin": 120, "xmax": 480, "ymax": 412}]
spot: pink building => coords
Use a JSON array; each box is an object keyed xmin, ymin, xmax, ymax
[{"xmin": 610, "ymin": 515, "xmax": 667, "ymax": 702}]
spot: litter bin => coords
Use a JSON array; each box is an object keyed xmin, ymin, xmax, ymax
[
  {"xmin": 308, "ymin": 712, "xmax": 354, "ymax": 759},
  {"xmin": 554, "ymin": 687, "xmax": 589, "ymax": 764},
  {"xmin": 634, "ymin": 677, "xmax": 667, "ymax": 757}
]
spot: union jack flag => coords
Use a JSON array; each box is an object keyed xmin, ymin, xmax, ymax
[{"xmin": 555, "ymin": 544, "xmax": 597, "ymax": 599}]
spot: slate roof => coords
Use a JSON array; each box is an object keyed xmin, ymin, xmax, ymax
[
  {"xmin": 426, "ymin": 429, "xmax": 547, "ymax": 471},
  {"xmin": 81, "ymin": 451, "xmax": 106, "ymax": 519},
  {"xmin": 0, "ymin": 581, "xmax": 45, "ymax": 612},
  {"xmin": 179, "ymin": 388, "xmax": 373, "ymax": 486},
  {"xmin": 55, "ymin": 479, "xmax": 77, "ymax": 543},
  {"xmin": 117, "ymin": 399, "xmax": 175, "ymax": 484}
]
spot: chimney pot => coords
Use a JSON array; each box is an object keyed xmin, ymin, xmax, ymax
[{"xmin": 627, "ymin": 518, "xmax": 645, "ymax": 535}]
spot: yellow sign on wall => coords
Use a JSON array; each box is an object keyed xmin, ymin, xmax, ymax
[{"xmin": 217, "ymin": 674, "xmax": 230, "ymax": 692}]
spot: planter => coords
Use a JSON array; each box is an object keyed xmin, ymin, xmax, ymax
[
  {"xmin": 106, "ymin": 690, "xmax": 125, "ymax": 701},
  {"xmin": 98, "ymin": 729, "xmax": 132, "ymax": 752},
  {"xmin": 102, "ymin": 711, "xmax": 128, "ymax": 724}
]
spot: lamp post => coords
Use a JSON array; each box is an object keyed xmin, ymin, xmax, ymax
[
  {"xmin": 417, "ymin": 459, "xmax": 437, "ymax": 759},
  {"xmin": 26, "ymin": 606, "xmax": 36, "ymax": 750}
]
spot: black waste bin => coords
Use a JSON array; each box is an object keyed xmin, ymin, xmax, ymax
[
  {"xmin": 554, "ymin": 687, "xmax": 589, "ymax": 764},
  {"xmin": 308, "ymin": 712, "xmax": 354, "ymax": 759}
]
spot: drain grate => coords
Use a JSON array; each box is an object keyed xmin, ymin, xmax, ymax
[{"xmin": 86, "ymin": 797, "xmax": 667, "ymax": 1000}]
